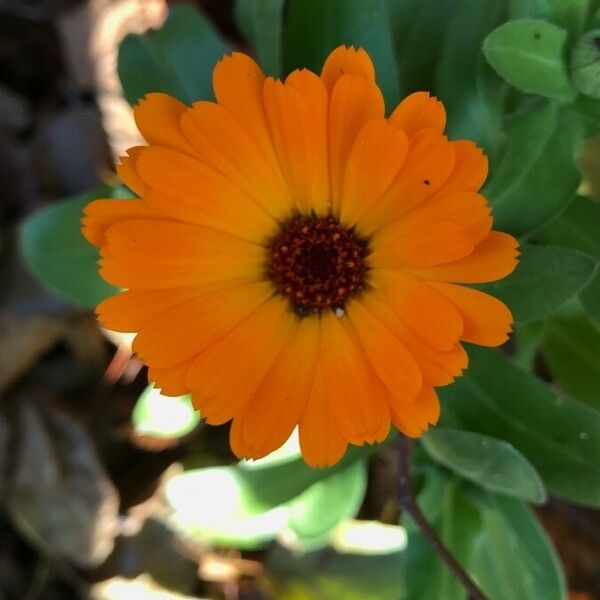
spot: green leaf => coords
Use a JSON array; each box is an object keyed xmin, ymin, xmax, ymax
[
  {"xmin": 535, "ymin": 196, "xmax": 600, "ymax": 327},
  {"xmin": 483, "ymin": 19, "xmax": 576, "ymax": 99},
  {"xmin": 485, "ymin": 101, "xmax": 584, "ymax": 235},
  {"xmin": 422, "ymin": 428, "xmax": 546, "ymax": 503},
  {"xmin": 132, "ymin": 384, "xmax": 199, "ymax": 438},
  {"xmin": 267, "ymin": 543, "xmax": 405, "ymax": 600},
  {"xmin": 386, "ymin": 0, "xmax": 458, "ymax": 95},
  {"xmin": 403, "ymin": 475, "xmax": 479, "ymax": 600},
  {"xmin": 19, "ymin": 189, "xmax": 119, "ymax": 308},
  {"xmin": 287, "ymin": 460, "xmax": 367, "ymax": 548},
  {"xmin": 283, "ymin": 0, "xmax": 400, "ymax": 108},
  {"xmin": 470, "ymin": 492, "xmax": 566, "ymax": 600},
  {"xmin": 434, "ymin": 0, "xmax": 507, "ymax": 154},
  {"xmin": 475, "ymin": 243, "xmax": 596, "ymax": 322},
  {"xmin": 165, "ymin": 466, "xmax": 289, "ymax": 548},
  {"xmin": 118, "ymin": 4, "xmax": 230, "ymax": 105},
  {"xmin": 165, "ymin": 437, "xmax": 382, "ymax": 549},
  {"xmin": 542, "ymin": 314, "xmax": 600, "ymax": 408},
  {"xmin": 234, "ymin": 0, "xmax": 285, "ymax": 76},
  {"xmin": 439, "ymin": 346, "xmax": 600, "ymax": 506},
  {"xmin": 571, "ymin": 29, "xmax": 600, "ymax": 98}
]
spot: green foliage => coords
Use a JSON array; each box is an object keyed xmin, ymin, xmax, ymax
[
  {"xmin": 19, "ymin": 2, "xmax": 600, "ymax": 597},
  {"xmin": 422, "ymin": 428, "xmax": 546, "ymax": 502},
  {"xmin": 476, "ymin": 242, "xmax": 595, "ymax": 322},
  {"xmin": 19, "ymin": 188, "xmax": 120, "ymax": 307},
  {"xmin": 165, "ymin": 447, "xmax": 369, "ymax": 549},
  {"xmin": 440, "ymin": 346, "xmax": 600, "ymax": 506},
  {"xmin": 283, "ymin": 0, "xmax": 401, "ymax": 107},
  {"xmin": 483, "ymin": 20, "xmax": 576, "ymax": 99},
  {"xmin": 542, "ymin": 313, "xmax": 600, "ymax": 408},
  {"xmin": 484, "ymin": 101, "xmax": 584, "ymax": 235},
  {"xmin": 402, "ymin": 473, "xmax": 566, "ymax": 600},
  {"xmin": 571, "ymin": 29, "xmax": 600, "ymax": 97},
  {"xmin": 118, "ymin": 4, "xmax": 230, "ymax": 105},
  {"xmin": 234, "ymin": 0, "xmax": 286, "ymax": 76}
]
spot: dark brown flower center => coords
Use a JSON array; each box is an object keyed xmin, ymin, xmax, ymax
[{"xmin": 269, "ymin": 216, "xmax": 368, "ymax": 314}]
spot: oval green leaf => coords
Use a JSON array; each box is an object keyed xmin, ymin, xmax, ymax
[
  {"xmin": 287, "ymin": 460, "xmax": 367, "ymax": 548},
  {"xmin": 19, "ymin": 190, "xmax": 119, "ymax": 308},
  {"xmin": 483, "ymin": 19, "xmax": 576, "ymax": 99},
  {"xmin": 422, "ymin": 428, "xmax": 546, "ymax": 503}
]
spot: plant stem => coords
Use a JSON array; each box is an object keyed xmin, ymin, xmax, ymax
[{"xmin": 396, "ymin": 435, "xmax": 489, "ymax": 600}]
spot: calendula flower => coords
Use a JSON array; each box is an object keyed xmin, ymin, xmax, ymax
[{"xmin": 83, "ymin": 46, "xmax": 518, "ymax": 467}]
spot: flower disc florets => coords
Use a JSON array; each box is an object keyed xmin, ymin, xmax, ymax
[{"xmin": 269, "ymin": 216, "xmax": 367, "ymax": 312}]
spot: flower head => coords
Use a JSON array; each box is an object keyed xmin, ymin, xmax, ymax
[{"xmin": 83, "ymin": 46, "xmax": 518, "ymax": 467}]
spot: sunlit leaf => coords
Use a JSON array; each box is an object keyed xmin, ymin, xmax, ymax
[
  {"xmin": 132, "ymin": 384, "xmax": 199, "ymax": 439},
  {"xmin": 422, "ymin": 428, "xmax": 546, "ymax": 503},
  {"xmin": 286, "ymin": 460, "xmax": 367, "ymax": 548}
]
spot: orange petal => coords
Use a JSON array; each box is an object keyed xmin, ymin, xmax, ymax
[
  {"xmin": 411, "ymin": 231, "xmax": 519, "ymax": 283},
  {"xmin": 371, "ymin": 271, "xmax": 463, "ymax": 352},
  {"xmin": 116, "ymin": 146, "xmax": 145, "ymax": 196},
  {"xmin": 369, "ymin": 222, "xmax": 474, "ymax": 269},
  {"xmin": 100, "ymin": 219, "xmax": 265, "ymax": 289},
  {"xmin": 329, "ymin": 75, "xmax": 385, "ymax": 214},
  {"xmin": 438, "ymin": 140, "xmax": 488, "ymax": 194},
  {"xmin": 389, "ymin": 386, "xmax": 440, "ymax": 437},
  {"xmin": 97, "ymin": 287, "xmax": 204, "ymax": 333},
  {"xmin": 286, "ymin": 69, "xmax": 330, "ymax": 214},
  {"xmin": 238, "ymin": 316, "xmax": 319, "ymax": 456},
  {"xmin": 133, "ymin": 93, "xmax": 192, "ymax": 152},
  {"xmin": 299, "ymin": 319, "xmax": 348, "ymax": 467},
  {"xmin": 263, "ymin": 73, "xmax": 329, "ymax": 215},
  {"xmin": 345, "ymin": 298, "xmax": 422, "ymax": 400},
  {"xmin": 81, "ymin": 198, "xmax": 160, "ymax": 247},
  {"xmin": 390, "ymin": 92, "xmax": 446, "ymax": 137},
  {"xmin": 339, "ymin": 119, "xmax": 408, "ymax": 228},
  {"xmin": 366, "ymin": 296, "xmax": 468, "ymax": 386},
  {"xmin": 319, "ymin": 311, "xmax": 390, "ymax": 445},
  {"xmin": 375, "ymin": 191, "xmax": 492, "ymax": 249},
  {"xmin": 132, "ymin": 281, "xmax": 273, "ymax": 368},
  {"xmin": 181, "ymin": 101, "xmax": 293, "ymax": 220},
  {"xmin": 149, "ymin": 360, "xmax": 194, "ymax": 397},
  {"xmin": 320, "ymin": 45, "xmax": 375, "ymax": 94},
  {"xmin": 187, "ymin": 296, "xmax": 296, "ymax": 426},
  {"xmin": 357, "ymin": 128, "xmax": 455, "ymax": 235},
  {"xmin": 136, "ymin": 147, "xmax": 277, "ymax": 242},
  {"xmin": 429, "ymin": 282, "xmax": 513, "ymax": 347},
  {"xmin": 212, "ymin": 52, "xmax": 281, "ymax": 171}
]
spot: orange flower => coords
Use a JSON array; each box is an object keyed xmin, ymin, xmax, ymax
[{"xmin": 83, "ymin": 46, "xmax": 518, "ymax": 467}]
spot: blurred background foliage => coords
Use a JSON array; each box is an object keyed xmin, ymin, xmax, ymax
[{"xmin": 1, "ymin": 0, "xmax": 599, "ymax": 598}]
